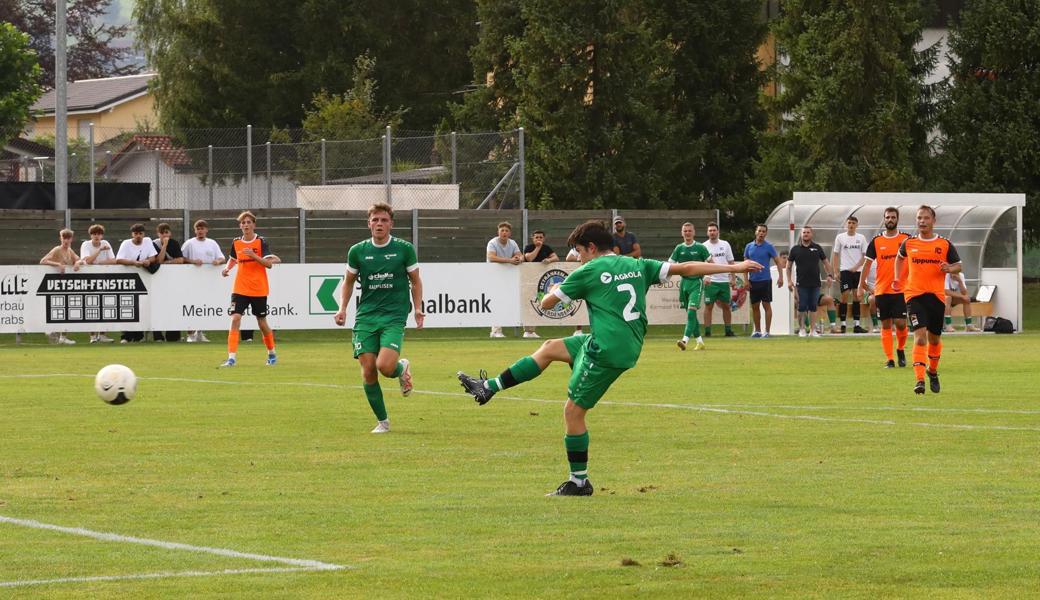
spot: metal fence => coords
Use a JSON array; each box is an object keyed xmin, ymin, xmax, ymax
[
  {"xmin": 1, "ymin": 126, "xmax": 524, "ymax": 211},
  {"xmin": 0, "ymin": 208, "xmax": 719, "ymax": 266}
]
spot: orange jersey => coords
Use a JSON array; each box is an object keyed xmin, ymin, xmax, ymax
[
  {"xmin": 898, "ymin": 235, "xmax": 961, "ymax": 303},
  {"xmin": 229, "ymin": 235, "xmax": 271, "ymax": 296},
  {"xmin": 864, "ymin": 232, "xmax": 910, "ymax": 295}
]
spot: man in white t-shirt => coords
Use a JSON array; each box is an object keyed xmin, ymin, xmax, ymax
[
  {"xmin": 486, "ymin": 221, "xmax": 522, "ymax": 338},
  {"xmin": 78, "ymin": 223, "xmax": 117, "ymax": 343},
  {"xmin": 181, "ymin": 219, "xmax": 226, "ymax": 342},
  {"xmin": 832, "ymin": 216, "xmax": 868, "ymax": 333},
  {"xmin": 943, "ymin": 272, "xmax": 980, "ymax": 332},
  {"xmin": 115, "ymin": 223, "xmax": 159, "ymax": 343},
  {"xmin": 702, "ymin": 222, "xmax": 736, "ymax": 337}
]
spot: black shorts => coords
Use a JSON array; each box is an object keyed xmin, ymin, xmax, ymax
[
  {"xmin": 749, "ymin": 280, "xmax": 772, "ymax": 304},
  {"xmin": 907, "ymin": 294, "xmax": 944, "ymax": 335},
  {"xmin": 875, "ymin": 293, "xmax": 907, "ymax": 321},
  {"xmin": 230, "ymin": 294, "xmax": 269, "ymax": 318},
  {"xmin": 840, "ymin": 271, "xmax": 861, "ymax": 293}
]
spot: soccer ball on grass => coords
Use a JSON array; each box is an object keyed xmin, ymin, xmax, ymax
[{"xmin": 95, "ymin": 364, "xmax": 136, "ymax": 405}]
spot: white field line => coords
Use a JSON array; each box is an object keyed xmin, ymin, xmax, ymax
[
  {"xmin": 0, "ymin": 567, "xmax": 333, "ymax": 589},
  {"xmin": 3, "ymin": 373, "xmax": 1040, "ymax": 432},
  {"xmin": 0, "ymin": 515, "xmax": 345, "ymax": 570}
]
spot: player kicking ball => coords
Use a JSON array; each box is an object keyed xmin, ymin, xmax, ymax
[
  {"xmin": 458, "ymin": 220, "xmax": 762, "ymax": 496},
  {"xmin": 334, "ymin": 203, "xmax": 424, "ymax": 433}
]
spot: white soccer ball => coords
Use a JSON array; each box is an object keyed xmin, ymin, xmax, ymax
[{"xmin": 95, "ymin": 364, "xmax": 136, "ymax": 405}]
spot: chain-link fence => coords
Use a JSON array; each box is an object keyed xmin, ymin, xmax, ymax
[{"xmin": 4, "ymin": 126, "xmax": 524, "ymax": 211}]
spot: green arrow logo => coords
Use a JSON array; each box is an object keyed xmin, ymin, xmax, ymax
[{"xmin": 315, "ymin": 277, "xmax": 341, "ymax": 312}]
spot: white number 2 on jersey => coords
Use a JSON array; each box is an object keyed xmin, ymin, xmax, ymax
[{"xmin": 616, "ymin": 283, "xmax": 640, "ymax": 321}]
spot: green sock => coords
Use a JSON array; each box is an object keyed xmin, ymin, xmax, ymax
[
  {"xmin": 363, "ymin": 382, "xmax": 387, "ymax": 421},
  {"xmin": 803, "ymin": 315, "xmax": 810, "ymax": 328},
  {"xmin": 944, "ymin": 315, "xmax": 953, "ymax": 326},
  {"xmin": 488, "ymin": 356, "xmax": 542, "ymax": 392},
  {"xmin": 871, "ymin": 315, "xmax": 879, "ymax": 327},
  {"xmin": 724, "ymin": 324, "xmax": 733, "ymax": 334},
  {"xmin": 827, "ymin": 309, "xmax": 837, "ymax": 326},
  {"xmin": 965, "ymin": 317, "xmax": 973, "ymax": 325},
  {"xmin": 684, "ymin": 310, "xmax": 700, "ymax": 338},
  {"xmin": 565, "ymin": 432, "xmax": 590, "ymax": 481},
  {"xmin": 390, "ymin": 360, "xmax": 404, "ymax": 378}
]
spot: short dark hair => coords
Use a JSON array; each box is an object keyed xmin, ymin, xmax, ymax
[
  {"xmin": 88, "ymin": 224, "xmax": 104, "ymax": 235},
  {"xmin": 156, "ymin": 222, "xmax": 171, "ymax": 234},
  {"xmin": 755, "ymin": 223, "xmax": 768, "ymax": 231},
  {"xmin": 497, "ymin": 221, "xmax": 512, "ymax": 231},
  {"xmin": 918, "ymin": 205, "xmax": 936, "ymax": 218},
  {"xmin": 567, "ymin": 220, "xmax": 613, "ymax": 252},
  {"xmin": 846, "ymin": 216, "xmax": 858, "ymax": 223},
  {"xmin": 368, "ymin": 202, "xmax": 393, "ymax": 220},
  {"xmin": 130, "ymin": 223, "xmax": 146, "ymax": 234},
  {"xmin": 193, "ymin": 219, "xmax": 209, "ymax": 229},
  {"xmin": 707, "ymin": 221, "xmax": 718, "ymax": 229},
  {"xmin": 532, "ymin": 230, "xmax": 545, "ymax": 236},
  {"xmin": 884, "ymin": 206, "xmax": 899, "ymax": 217}
]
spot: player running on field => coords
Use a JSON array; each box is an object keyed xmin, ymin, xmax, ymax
[
  {"xmin": 893, "ymin": 205, "xmax": 962, "ymax": 395},
  {"xmin": 457, "ymin": 220, "xmax": 762, "ymax": 496},
  {"xmin": 860, "ymin": 207, "xmax": 911, "ymax": 368},
  {"xmin": 670, "ymin": 222, "xmax": 710, "ymax": 351},
  {"xmin": 221, "ymin": 211, "xmax": 277, "ymax": 367},
  {"xmin": 334, "ymin": 203, "xmax": 424, "ymax": 434}
]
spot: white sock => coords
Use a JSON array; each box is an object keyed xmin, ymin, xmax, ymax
[
  {"xmin": 696, "ymin": 336, "xmax": 704, "ymax": 343},
  {"xmin": 569, "ymin": 474, "xmax": 587, "ymax": 486},
  {"xmin": 681, "ymin": 336, "xmax": 689, "ymax": 343},
  {"xmin": 228, "ymin": 352, "xmax": 236, "ymax": 360},
  {"xmin": 854, "ymin": 319, "xmax": 860, "ymax": 326},
  {"xmin": 484, "ymin": 378, "xmax": 500, "ymax": 391}
]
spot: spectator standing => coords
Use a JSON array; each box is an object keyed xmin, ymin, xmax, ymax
[
  {"xmin": 78, "ymin": 224, "xmax": 116, "ymax": 343},
  {"xmin": 115, "ymin": 223, "xmax": 158, "ymax": 343},
  {"xmin": 786, "ymin": 226, "xmax": 834, "ymax": 338},
  {"xmin": 742, "ymin": 224, "xmax": 784, "ymax": 338},
  {"xmin": 152, "ymin": 223, "xmax": 185, "ymax": 342},
  {"xmin": 486, "ymin": 221, "xmax": 522, "ymax": 338},
  {"xmin": 181, "ymin": 219, "xmax": 226, "ymax": 343},
  {"xmin": 832, "ymin": 216, "xmax": 869, "ymax": 333},
  {"xmin": 702, "ymin": 222, "xmax": 736, "ymax": 337},
  {"xmin": 522, "ymin": 230, "xmax": 559, "ymax": 339},
  {"xmin": 611, "ymin": 216, "xmax": 641, "ymax": 257},
  {"xmin": 39, "ymin": 228, "xmax": 80, "ymax": 344}
]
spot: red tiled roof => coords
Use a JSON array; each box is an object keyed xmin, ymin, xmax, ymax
[{"xmin": 97, "ymin": 135, "xmax": 192, "ymax": 176}]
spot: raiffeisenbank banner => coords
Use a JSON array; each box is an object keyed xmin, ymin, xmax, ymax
[
  {"xmin": 0, "ymin": 262, "xmax": 746, "ymax": 333},
  {"xmin": 520, "ymin": 263, "xmax": 749, "ymax": 326}
]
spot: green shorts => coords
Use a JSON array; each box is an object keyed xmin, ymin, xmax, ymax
[
  {"xmin": 352, "ymin": 324, "xmax": 405, "ymax": 359},
  {"xmin": 563, "ymin": 334, "xmax": 627, "ymax": 410},
  {"xmin": 679, "ymin": 279, "xmax": 703, "ymax": 310},
  {"xmin": 704, "ymin": 281, "xmax": 731, "ymax": 305}
]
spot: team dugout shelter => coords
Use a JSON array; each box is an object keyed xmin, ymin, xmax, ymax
[{"xmin": 764, "ymin": 192, "xmax": 1027, "ymax": 335}]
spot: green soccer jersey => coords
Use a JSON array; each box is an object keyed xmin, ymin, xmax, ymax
[
  {"xmin": 557, "ymin": 254, "xmax": 668, "ymax": 369},
  {"xmin": 669, "ymin": 242, "xmax": 710, "ymax": 281},
  {"xmin": 347, "ymin": 236, "xmax": 418, "ymax": 327}
]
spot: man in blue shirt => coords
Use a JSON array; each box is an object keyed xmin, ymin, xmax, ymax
[{"xmin": 742, "ymin": 224, "xmax": 784, "ymax": 337}]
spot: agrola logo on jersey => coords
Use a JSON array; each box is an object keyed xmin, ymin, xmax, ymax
[{"xmin": 531, "ymin": 268, "xmax": 582, "ymax": 320}]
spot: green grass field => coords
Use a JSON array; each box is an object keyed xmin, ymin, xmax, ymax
[{"xmin": 2, "ymin": 315, "xmax": 1039, "ymax": 597}]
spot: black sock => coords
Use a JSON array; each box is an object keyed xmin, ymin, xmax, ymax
[
  {"xmin": 839, "ymin": 302, "xmax": 847, "ymax": 321},
  {"xmin": 852, "ymin": 302, "xmax": 861, "ymax": 319}
]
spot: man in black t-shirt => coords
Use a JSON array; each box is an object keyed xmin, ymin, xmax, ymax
[
  {"xmin": 523, "ymin": 230, "xmax": 559, "ymax": 263},
  {"xmin": 153, "ymin": 222, "xmax": 185, "ymax": 342},
  {"xmin": 611, "ymin": 217, "xmax": 641, "ymax": 257},
  {"xmin": 785, "ymin": 226, "xmax": 834, "ymax": 337}
]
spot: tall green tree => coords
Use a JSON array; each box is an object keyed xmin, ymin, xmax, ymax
[
  {"xmin": 935, "ymin": 0, "xmax": 1040, "ymax": 241},
  {"xmin": 737, "ymin": 0, "xmax": 935, "ymax": 225},
  {"xmin": 0, "ymin": 22, "xmax": 42, "ymax": 141},
  {"xmin": 0, "ymin": 0, "xmax": 138, "ymax": 88},
  {"xmin": 134, "ymin": 0, "xmax": 476, "ymax": 138},
  {"xmin": 451, "ymin": 0, "xmax": 765, "ymax": 210}
]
